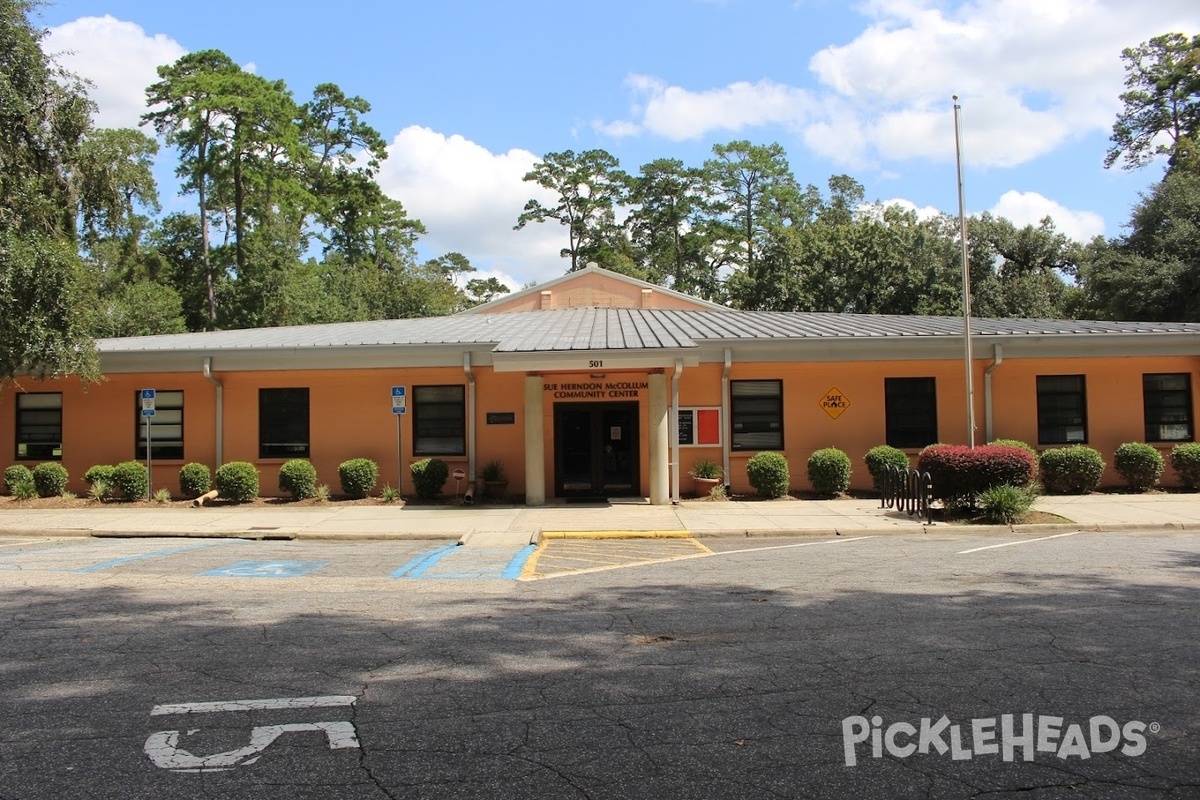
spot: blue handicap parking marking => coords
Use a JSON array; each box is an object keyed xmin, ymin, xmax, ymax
[
  {"xmin": 390, "ymin": 543, "xmax": 535, "ymax": 581},
  {"xmin": 201, "ymin": 560, "xmax": 328, "ymax": 578}
]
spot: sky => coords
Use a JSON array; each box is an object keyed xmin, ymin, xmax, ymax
[{"xmin": 35, "ymin": 0, "xmax": 1200, "ymax": 290}]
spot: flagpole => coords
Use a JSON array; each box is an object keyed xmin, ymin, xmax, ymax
[{"xmin": 954, "ymin": 95, "xmax": 976, "ymax": 448}]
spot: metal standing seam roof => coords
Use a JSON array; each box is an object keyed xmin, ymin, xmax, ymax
[{"xmin": 96, "ymin": 308, "xmax": 1200, "ymax": 355}]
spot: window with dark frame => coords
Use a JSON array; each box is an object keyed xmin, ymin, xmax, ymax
[
  {"xmin": 884, "ymin": 377, "xmax": 938, "ymax": 449},
  {"xmin": 15, "ymin": 393, "xmax": 62, "ymax": 461},
  {"xmin": 1036, "ymin": 375, "xmax": 1087, "ymax": 444},
  {"xmin": 259, "ymin": 388, "xmax": 310, "ymax": 458},
  {"xmin": 413, "ymin": 385, "xmax": 466, "ymax": 456},
  {"xmin": 730, "ymin": 380, "xmax": 783, "ymax": 451},
  {"xmin": 134, "ymin": 390, "xmax": 184, "ymax": 460},
  {"xmin": 1143, "ymin": 373, "xmax": 1193, "ymax": 442}
]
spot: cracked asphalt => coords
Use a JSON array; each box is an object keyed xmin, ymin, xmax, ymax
[{"xmin": 0, "ymin": 529, "xmax": 1198, "ymax": 799}]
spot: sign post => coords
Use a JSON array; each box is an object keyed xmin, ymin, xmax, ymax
[
  {"xmin": 141, "ymin": 389, "xmax": 156, "ymax": 500},
  {"xmin": 391, "ymin": 387, "xmax": 406, "ymax": 496}
]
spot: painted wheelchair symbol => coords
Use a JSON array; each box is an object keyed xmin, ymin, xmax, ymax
[{"xmin": 145, "ymin": 695, "xmax": 358, "ymax": 773}]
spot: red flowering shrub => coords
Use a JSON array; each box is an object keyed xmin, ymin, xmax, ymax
[{"xmin": 918, "ymin": 444, "xmax": 1036, "ymax": 503}]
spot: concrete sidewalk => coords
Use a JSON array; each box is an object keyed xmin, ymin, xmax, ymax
[{"xmin": 0, "ymin": 493, "xmax": 1198, "ymax": 540}]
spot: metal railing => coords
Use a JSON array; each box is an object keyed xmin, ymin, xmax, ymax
[{"xmin": 879, "ymin": 465, "xmax": 934, "ymax": 525}]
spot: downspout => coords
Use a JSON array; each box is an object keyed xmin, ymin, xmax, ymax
[
  {"xmin": 983, "ymin": 344, "xmax": 1003, "ymax": 443},
  {"xmin": 464, "ymin": 352, "xmax": 476, "ymax": 497},
  {"xmin": 721, "ymin": 348, "xmax": 732, "ymax": 489},
  {"xmin": 671, "ymin": 359, "xmax": 682, "ymax": 504},
  {"xmin": 202, "ymin": 357, "xmax": 223, "ymax": 467}
]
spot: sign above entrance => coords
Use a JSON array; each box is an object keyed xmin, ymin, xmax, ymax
[
  {"xmin": 544, "ymin": 380, "xmax": 648, "ymax": 400},
  {"xmin": 492, "ymin": 351, "xmax": 699, "ymax": 373},
  {"xmin": 820, "ymin": 387, "xmax": 851, "ymax": 419}
]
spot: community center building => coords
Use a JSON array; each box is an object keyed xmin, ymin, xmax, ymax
[{"xmin": 3, "ymin": 266, "xmax": 1199, "ymax": 503}]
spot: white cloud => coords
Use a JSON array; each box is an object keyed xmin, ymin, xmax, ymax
[
  {"xmin": 806, "ymin": 0, "xmax": 1200, "ymax": 167},
  {"xmin": 373, "ymin": 126, "xmax": 568, "ymax": 285},
  {"xmin": 600, "ymin": 74, "xmax": 814, "ymax": 142},
  {"xmin": 990, "ymin": 190, "xmax": 1105, "ymax": 241},
  {"xmin": 46, "ymin": 15, "xmax": 185, "ymax": 130}
]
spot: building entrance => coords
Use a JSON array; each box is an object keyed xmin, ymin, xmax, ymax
[{"xmin": 553, "ymin": 403, "xmax": 639, "ymax": 498}]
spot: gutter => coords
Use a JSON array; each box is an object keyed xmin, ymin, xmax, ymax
[
  {"xmin": 721, "ymin": 348, "xmax": 732, "ymax": 489},
  {"xmin": 983, "ymin": 344, "xmax": 1003, "ymax": 442},
  {"xmin": 671, "ymin": 359, "xmax": 682, "ymax": 504},
  {"xmin": 465, "ymin": 352, "xmax": 476, "ymax": 494},
  {"xmin": 202, "ymin": 357, "xmax": 223, "ymax": 467}
]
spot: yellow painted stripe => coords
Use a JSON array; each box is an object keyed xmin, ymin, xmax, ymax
[{"xmin": 540, "ymin": 530, "xmax": 691, "ymax": 539}]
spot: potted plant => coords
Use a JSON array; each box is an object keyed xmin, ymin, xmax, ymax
[
  {"xmin": 480, "ymin": 459, "xmax": 508, "ymax": 500},
  {"xmin": 689, "ymin": 459, "xmax": 723, "ymax": 497}
]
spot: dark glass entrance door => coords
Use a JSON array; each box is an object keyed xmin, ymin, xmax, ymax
[{"xmin": 554, "ymin": 403, "xmax": 639, "ymax": 497}]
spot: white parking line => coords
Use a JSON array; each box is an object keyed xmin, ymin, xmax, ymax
[
  {"xmin": 958, "ymin": 531, "xmax": 1082, "ymax": 554},
  {"xmin": 151, "ymin": 695, "xmax": 356, "ymax": 715},
  {"xmin": 714, "ymin": 536, "xmax": 876, "ymax": 557}
]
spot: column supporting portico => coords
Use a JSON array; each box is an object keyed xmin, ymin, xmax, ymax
[{"xmin": 524, "ymin": 375, "xmax": 545, "ymax": 506}]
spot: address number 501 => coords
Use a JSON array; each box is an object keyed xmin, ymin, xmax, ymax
[{"xmin": 589, "ymin": 360, "xmax": 603, "ymax": 368}]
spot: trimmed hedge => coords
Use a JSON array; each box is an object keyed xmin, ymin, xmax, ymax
[
  {"xmin": 746, "ymin": 452, "xmax": 790, "ymax": 498},
  {"xmin": 32, "ymin": 462, "xmax": 69, "ymax": 497},
  {"xmin": 4, "ymin": 464, "xmax": 33, "ymax": 495},
  {"xmin": 1039, "ymin": 446, "xmax": 1105, "ymax": 495},
  {"xmin": 215, "ymin": 461, "xmax": 259, "ymax": 502},
  {"xmin": 807, "ymin": 447, "xmax": 851, "ymax": 495},
  {"xmin": 918, "ymin": 444, "xmax": 1036, "ymax": 503},
  {"xmin": 178, "ymin": 462, "xmax": 211, "ymax": 498},
  {"xmin": 338, "ymin": 458, "xmax": 379, "ymax": 499},
  {"xmin": 1113, "ymin": 442, "xmax": 1163, "ymax": 492},
  {"xmin": 864, "ymin": 445, "xmax": 909, "ymax": 490},
  {"xmin": 85, "ymin": 464, "xmax": 116, "ymax": 487},
  {"xmin": 112, "ymin": 461, "xmax": 149, "ymax": 500},
  {"xmin": 1170, "ymin": 442, "xmax": 1200, "ymax": 490},
  {"xmin": 279, "ymin": 459, "xmax": 318, "ymax": 500},
  {"xmin": 410, "ymin": 458, "xmax": 448, "ymax": 501}
]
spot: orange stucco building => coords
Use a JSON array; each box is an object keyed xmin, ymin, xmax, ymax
[{"xmin": 3, "ymin": 267, "xmax": 1198, "ymax": 501}]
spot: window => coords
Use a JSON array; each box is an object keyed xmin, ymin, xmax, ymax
[
  {"xmin": 678, "ymin": 407, "xmax": 722, "ymax": 447},
  {"xmin": 259, "ymin": 388, "xmax": 309, "ymax": 458},
  {"xmin": 134, "ymin": 390, "xmax": 184, "ymax": 460},
  {"xmin": 1143, "ymin": 373, "xmax": 1193, "ymax": 442},
  {"xmin": 885, "ymin": 378, "xmax": 938, "ymax": 449},
  {"xmin": 1037, "ymin": 375, "xmax": 1087, "ymax": 444},
  {"xmin": 731, "ymin": 380, "xmax": 782, "ymax": 450},
  {"xmin": 16, "ymin": 393, "xmax": 62, "ymax": 460},
  {"xmin": 414, "ymin": 385, "xmax": 465, "ymax": 455}
]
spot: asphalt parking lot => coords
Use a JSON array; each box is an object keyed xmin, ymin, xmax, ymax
[{"xmin": 1, "ymin": 528, "xmax": 1197, "ymax": 798}]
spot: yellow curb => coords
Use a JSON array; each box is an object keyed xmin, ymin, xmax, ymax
[{"xmin": 540, "ymin": 530, "xmax": 691, "ymax": 539}]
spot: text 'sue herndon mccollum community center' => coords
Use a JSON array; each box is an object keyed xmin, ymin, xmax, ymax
[{"xmin": 2, "ymin": 266, "xmax": 1199, "ymax": 503}]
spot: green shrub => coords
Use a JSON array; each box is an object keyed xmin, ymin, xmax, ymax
[
  {"xmin": 111, "ymin": 460, "xmax": 149, "ymax": 500},
  {"xmin": 338, "ymin": 458, "xmax": 379, "ymax": 499},
  {"xmin": 4, "ymin": 464, "xmax": 32, "ymax": 495},
  {"xmin": 987, "ymin": 439, "xmax": 1037, "ymax": 457},
  {"xmin": 689, "ymin": 459, "xmax": 722, "ymax": 479},
  {"xmin": 863, "ymin": 445, "xmax": 909, "ymax": 490},
  {"xmin": 32, "ymin": 462, "xmax": 69, "ymax": 498},
  {"xmin": 214, "ymin": 461, "xmax": 259, "ymax": 502},
  {"xmin": 380, "ymin": 484, "xmax": 401, "ymax": 502},
  {"xmin": 84, "ymin": 464, "xmax": 116, "ymax": 487},
  {"xmin": 1039, "ymin": 446, "xmax": 1105, "ymax": 494},
  {"xmin": 746, "ymin": 451, "xmax": 790, "ymax": 498},
  {"xmin": 87, "ymin": 480, "xmax": 111, "ymax": 503},
  {"xmin": 178, "ymin": 462, "xmax": 211, "ymax": 498},
  {"xmin": 10, "ymin": 478, "xmax": 37, "ymax": 500},
  {"xmin": 1170, "ymin": 442, "xmax": 1200, "ymax": 490},
  {"xmin": 807, "ymin": 447, "xmax": 851, "ymax": 495},
  {"xmin": 410, "ymin": 458, "xmax": 449, "ymax": 501},
  {"xmin": 278, "ymin": 459, "xmax": 318, "ymax": 500},
  {"xmin": 977, "ymin": 484, "xmax": 1034, "ymax": 524},
  {"xmin": 1113, "ymin": 442, "xmax": 1163, "ymax": 492},
  {"xmin": 153, "ymin": 487, "xmax": 173, "ymax": 504}
]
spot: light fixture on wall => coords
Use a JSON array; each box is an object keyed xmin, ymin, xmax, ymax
[{"xmin": 590, "ymin": 373, "xmax": 606, "ymax": 380}]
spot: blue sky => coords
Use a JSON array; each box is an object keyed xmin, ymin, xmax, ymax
[{"xmin": 38, "ymin": 0, "xmax": 1200, "ymax": 288}]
